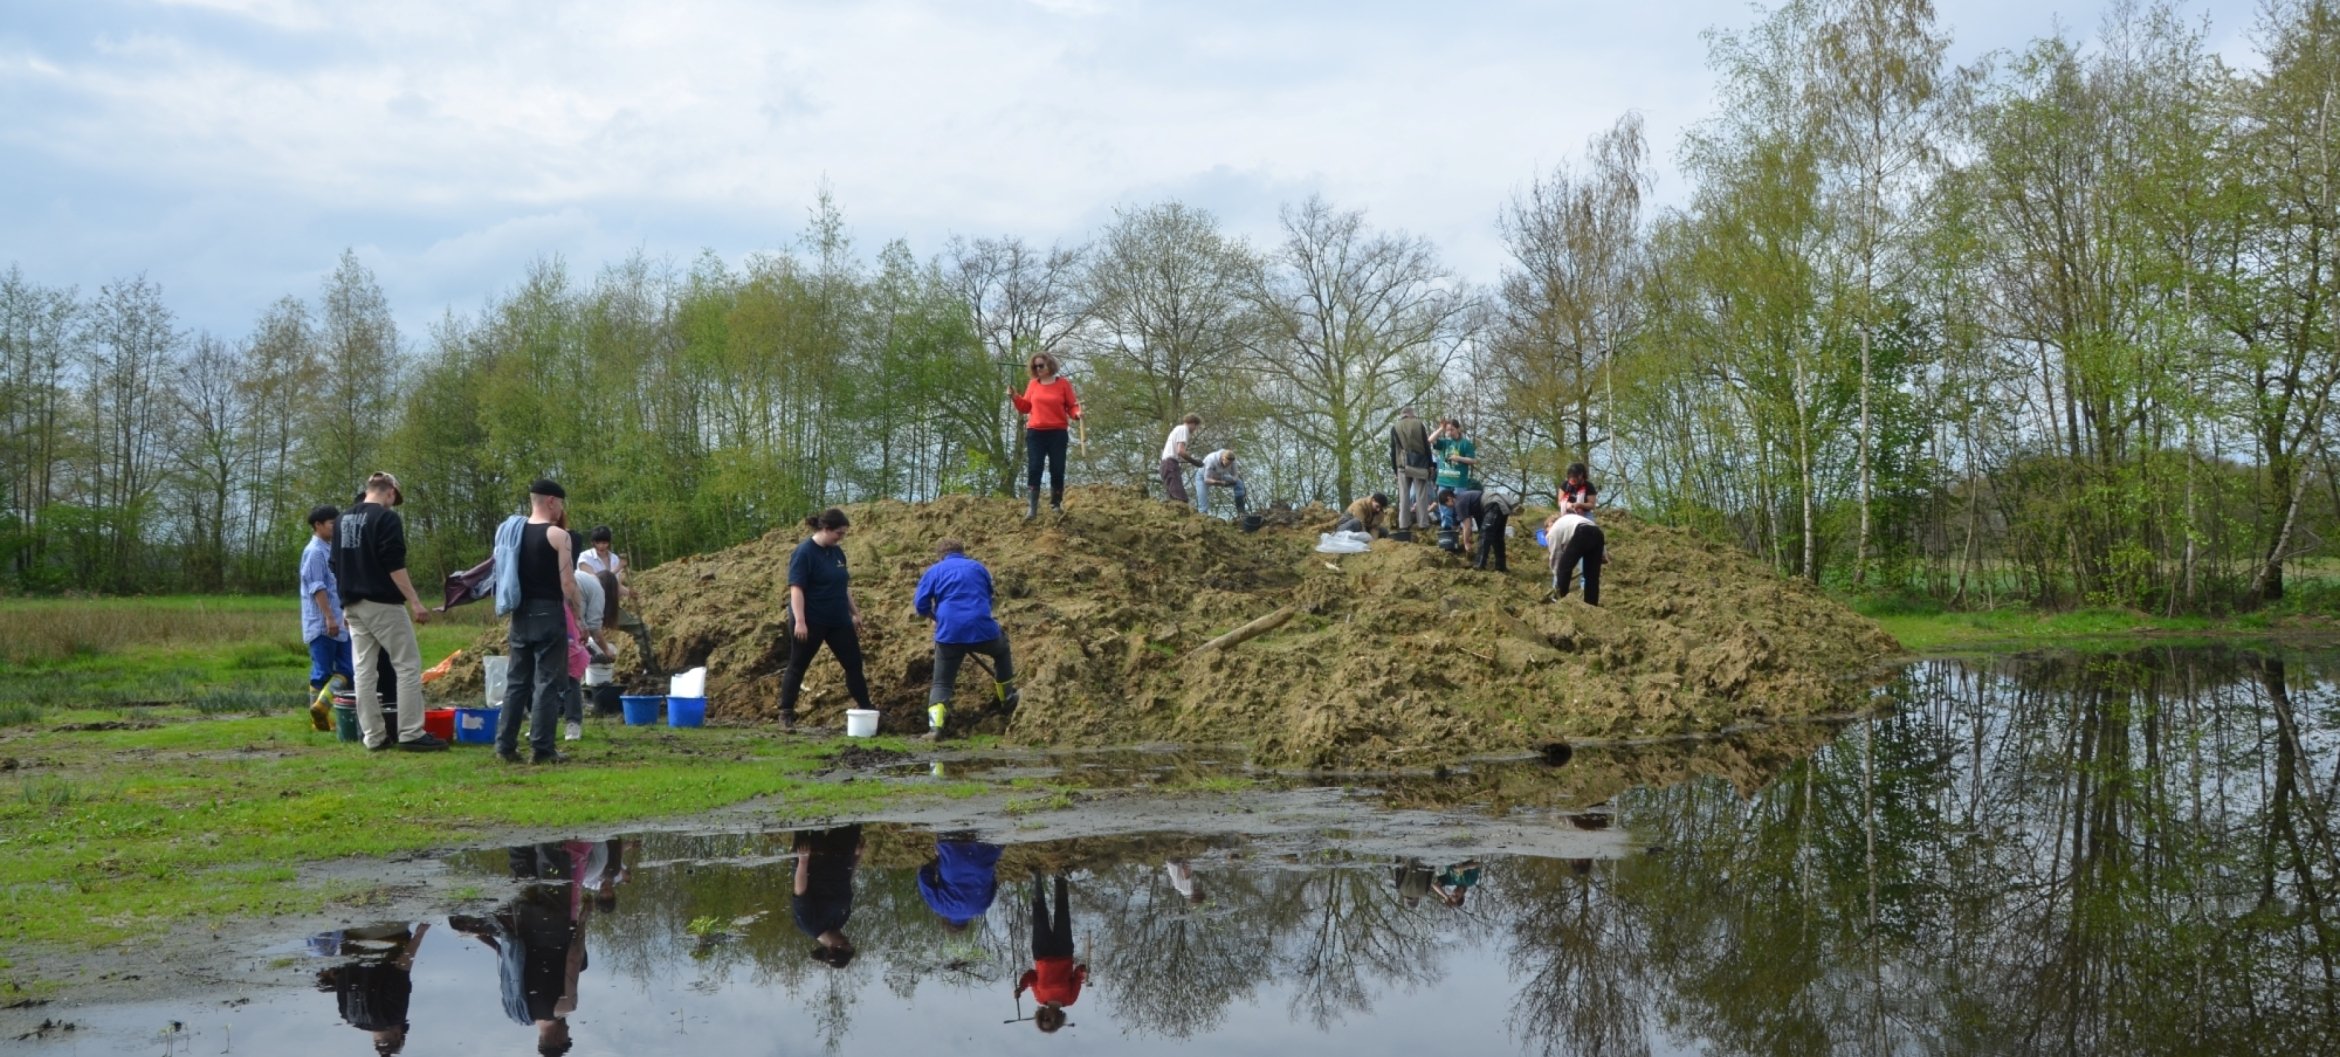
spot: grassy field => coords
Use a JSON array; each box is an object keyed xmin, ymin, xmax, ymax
[{"xmin": 0, "ymin": 595, "xmax": 1005, "ymax": 986}]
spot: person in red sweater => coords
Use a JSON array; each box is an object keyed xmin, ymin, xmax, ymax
[
  {"xmin": 1008, "ymin": 351, "xmax": 1082, "ymax": 520},
  {"xmin": 1014, "ymin": 874, "xmax": 1087, "ymax": 1033}
]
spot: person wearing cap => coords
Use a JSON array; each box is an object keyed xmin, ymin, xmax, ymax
[
  {"xmin": 334, "ymin": 472, "xmax": 443, "ymax": 751},
  {"xmin": 300, "ymin": 503, "xmax": 353, "ymax": 732},
  {"xmin": 578, "ymin": 526, "xmax": 661, "ymax": 676},
  {"xmin": 498, "ymin": 478, "xmax": 583, "ymax": 765}
]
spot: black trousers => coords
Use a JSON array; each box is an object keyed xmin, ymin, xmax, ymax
[
  {"xmin": 1553, "ymin": 525, "xmax": 1605, "ymax": 606},
  {"xmin": 1031, "ymin": 875, "xmax": 1073, "ymax": 959},
  {"xmin": 1026, "ymin": 429, "xmax": 1069, "ymax": 502},
  {"xmin": 778, "ymin": 622, "xmax": 871, "ymax": 717},
  {"xmin": 1473, "ymin": 508, "xmax": 1510, "ymax": 571}
]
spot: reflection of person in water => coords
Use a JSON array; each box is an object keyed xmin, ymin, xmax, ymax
[
  {"xmin": 917, "ymin": 836, "xmax": 1003, "ymax": 932},
  {"xmin": 1434, "ymin": 860, "xmax": 1483, "ymax": 908},
  {"xmin": 1392, "ymin": 857, "xmax": 1437, "ymax": 908},
  {"xmin": 1165, "ymin": 859, "xmax": 1204, "ymax": 905},
  {"xmin": 314, "ymin": 922, "xmax": 427, "ymax": 1055},
  {"xmin": 452, "ymin": 884, "xmax": 589, "ymax": 1057},
  {"xmin": 1016, "ymin": 874, "xmax": 1089, "ymax": 1033},
  {"xmin": 794, "ymin": 825, "xmax": 864, "ymax": 967}
]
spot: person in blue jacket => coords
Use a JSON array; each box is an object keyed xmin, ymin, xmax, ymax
[
  {"xmin": 912, "ymin": 538, "xmax": 1020, "ymax": 741},
  {"xmin": 917, "ymin": 835, "xmax": 1005, "ymax": 933}
]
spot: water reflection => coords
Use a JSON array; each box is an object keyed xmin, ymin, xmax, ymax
[{"xmin": 90, "ymin": 646, "xmax": 2340, "ymax": 1057}]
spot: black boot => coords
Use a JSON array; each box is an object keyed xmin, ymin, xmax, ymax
[
  {"xmin": 1050, "ymin": 489, "xmax": 1063, "ymax": 513},
  {"xmin": 1025, "ymin": 492, "xmax": 1039, "ymax": 521}
]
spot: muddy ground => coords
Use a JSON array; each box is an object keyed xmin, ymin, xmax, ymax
[{"xmin": 449, "ymin": 486, "xmax": 1898, "ymax": 767}]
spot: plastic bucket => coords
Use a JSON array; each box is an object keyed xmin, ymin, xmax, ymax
[
  {"xmin": 423, "ymin": 708, "xmax": 455, "ymax": 743},
  {"xmin": 844, "ymin": 709, "xmax": 879, "ymax": 738},
  {"xmin": 332, "ymin": 705, "xmax": 361, "ymax": 743},
  {"xmin": 453, "ymin": 708, "xmax": 498, "ymax": 744},
  {"xmin": 484, "ymin": 655, "xmax": 509, "ymax": 708},
  {"xmin": 620, "ymin": 695, "xmax": 662, "ymax": 726},
  {"xmin": 666, "ymin": 696, "xmax": 706, "ymax": 728},
  {"xmin": 591, "ymin": 684, "xmax": 622, "ymax": 716}
]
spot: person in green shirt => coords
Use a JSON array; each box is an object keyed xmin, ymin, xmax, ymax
[{"xmin": 1433, "ymin": 418, "xmax": 1479, "ymax": 494}]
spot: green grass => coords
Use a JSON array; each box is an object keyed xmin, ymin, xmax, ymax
[
  {"xmin": 0, "ymin": 714, "xmax": 923, "ymax": 951},
  {"xmin": 1852, "ymin": 597, "xmax": 2338, "ymax": 653}
]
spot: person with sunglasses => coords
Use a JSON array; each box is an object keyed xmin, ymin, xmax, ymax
[{"xmin": 1007, "ymin": 351, "xmax": 1082, "ymax": 520}]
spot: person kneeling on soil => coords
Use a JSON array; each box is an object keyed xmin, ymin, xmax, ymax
[
  {"xmin": 912, "ymin": 537, "xmax": 1019, "ymax": 741},
  {"xmin": 1336, "ymin": 493, "xmax": 1391, "ymax": 537},
  {"xmin": 1546, "ymin": 510, "xmax": 1607, "ymax": 606}
]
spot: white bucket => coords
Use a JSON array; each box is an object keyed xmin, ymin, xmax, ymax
[
  {"xmin": 669, "ymin": 666, "xmax": 707, "ymax": 699},
  {"xmin": 583, "ymin": 663, "xmax": 613, "ymax": 688},
  {"xmin": 484, "ymin": 655, "xmax": 509, "ymax": 708},
  {"xmin": 844, "ymin": 709, "xmax": 880, "ymax": 738}
]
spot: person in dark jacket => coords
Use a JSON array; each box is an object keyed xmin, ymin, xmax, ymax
[
  {"xmin": 912, "ymin": 538, "xmax": 1019, "ymax": 741},
  {"xmin": 1473, "ymin": 494, "xmax": 1514, "ymax": 573},
  {"xmin": 314, "ymin": 923, "xmax": 428, "ymax": 1056}
]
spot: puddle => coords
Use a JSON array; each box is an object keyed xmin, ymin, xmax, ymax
[{"xmin": 18, "ymin": 646, "xmax": 2340, "ymax": 1056}]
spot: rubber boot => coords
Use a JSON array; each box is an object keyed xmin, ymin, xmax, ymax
[
  {"xmin": 924, "ymin": 702, "xmax": 947, "ymax": 742},
  {"xmin": 996, "ymin": 679, "xmax": 1020, "ymax": 710},
  {"xmin": 1026, "ymin": 492, "xmax": 1039, "ymax": 521},
  {"xmin": 1050, "ymin": 489, "xmax": 1063, "ymax": 514},
  {"xmin": 309, "ymin": 684, "xmax": 334, "ymax": 732}
]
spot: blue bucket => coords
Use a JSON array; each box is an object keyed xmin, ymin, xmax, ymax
[
  {"xmin": 620, "ymin": 695, "xmax": 663, "ymax": 726},
  {"xmin": 666, "ymin": 696, "xmax": 706, "ymax": 728},
  {"xmin": 453, "ymin": 708, "xmax": 498, "ymax": 744}
]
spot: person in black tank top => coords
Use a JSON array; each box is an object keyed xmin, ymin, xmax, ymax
[{"xmin": 499, "ymin": 480, "xmax": 582, "ymax": 764}]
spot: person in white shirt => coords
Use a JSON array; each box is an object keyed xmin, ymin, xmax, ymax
[
  {"xmin": 1195, "ymin": 447, "xmax": 1247, "ymax": 517},
  {"xmin": 580, "ymin": 525, "xmax": 662, "ymax": 675},
  {"xmin": 1158, "ymin": 414, "xmax": 1202, "ymax": 505}
]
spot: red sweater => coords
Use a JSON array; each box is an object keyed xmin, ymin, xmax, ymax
[
  {"xmin": 1018, "ymin": 957, "xmax": 1087, "ymax": 1006},
  {"xmin": 1012, "ymin": 379, "xmax": 1081, "ymax": 431}
]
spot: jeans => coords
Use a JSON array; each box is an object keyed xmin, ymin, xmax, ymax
[
  {"xmin": 346, "ymin": 599, "xmax": 424, "ymax": 748},
  {"xmin": 1553, "ymin": 524, "xmax": 1606, "ymax": 605},
  {"xmin": 1026, "ymin": 428, "xmax": 1069, "ymax": 504},
  {"xmin": 1196, "ymin": 475, "xmax": 1247, "ymax": 516},
  {"xmin": 498, "ymin": 599, "xmax": 566, "ymax": 758},
  {"xmin": 930, "ymin": 635, "xmax": 1017, "ymax": 704},
  {"xmin": 307, "ymin": 635, "xmax": 354, "ymax": 691},
  {"xmin": 778, "ymin": 622, "xmax": 871, "ymax": 719}
]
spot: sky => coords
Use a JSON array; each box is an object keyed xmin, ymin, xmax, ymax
[{"xmin": 0, "ymin": 0, "xmax": 2265, "ymax": 342}]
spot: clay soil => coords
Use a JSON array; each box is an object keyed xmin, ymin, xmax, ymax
[{"xmin": 446, "ymin": 486, "xmax": 1898, "ymax": 767}]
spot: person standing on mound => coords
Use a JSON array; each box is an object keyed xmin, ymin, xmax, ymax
[
  {"xmin": 778, "ymin": 508, "xmax": 872, "ymax": 732},
  {"xmin": 1008, "ymin": 351, "xmax": 1081, "ymax": 520}
]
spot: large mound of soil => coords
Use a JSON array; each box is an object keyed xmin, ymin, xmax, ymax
[{"xmin": 447, "ymin": 486, "xmax": 1897, "ymax": 767}]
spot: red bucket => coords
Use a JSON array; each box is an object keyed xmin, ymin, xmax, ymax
[{"xmin": 423, "ymin": 708, "xmax": 455, "ymax": 743}]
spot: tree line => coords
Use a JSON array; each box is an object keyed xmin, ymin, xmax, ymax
[{"xmin": 2, "ymin": 0, "xmax": 2336, "ymax": 614}]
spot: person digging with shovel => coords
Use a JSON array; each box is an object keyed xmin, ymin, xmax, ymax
[{"xmin": 912, "ymin": 537, "xmax": 1018, "ymax": 741}]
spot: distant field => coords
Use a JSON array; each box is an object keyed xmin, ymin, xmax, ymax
[{"xmin": 0, "ymin": 595, "xmax": 491, "ymax": 725}]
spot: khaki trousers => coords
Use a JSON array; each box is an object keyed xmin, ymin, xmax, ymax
[{"xmin": 347, "ymin": 599, "xmax": 424, "ymax": 748}]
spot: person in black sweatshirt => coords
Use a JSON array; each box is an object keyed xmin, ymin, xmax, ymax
[{"xmin": 334, "ymin": 472, "xmax": 444, "ymax": 751}]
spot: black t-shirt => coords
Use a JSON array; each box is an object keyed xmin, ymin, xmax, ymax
[
  {"xmin": 1453, "ymin": 490, "xmax": 1487, "ymax": 523},
  {"xmin": 792, "ymin": 826, "xmax": 861, "ymax": 938},
  {"xmin": 787, "ymin": 537, "xmax": 852, "ymax": 627},
  {"xmin": 325, "ymin": 962, "xmax": 411, "ymax": 1032},
  {"xmin": 334, "ymin": 502, "xmax": 410, "ymax": 606}
]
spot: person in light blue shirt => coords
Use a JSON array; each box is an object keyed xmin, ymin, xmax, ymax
[
  {"xmin": 300, "ymin": 504, "xmax": 354, "ymax": 729},
  {"xmin": 912, "ymin": 538, "xmax": 1019, "ymax": 741}
]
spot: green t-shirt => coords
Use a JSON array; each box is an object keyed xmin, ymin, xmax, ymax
[{"xmin": 1434, "ymin": 436, "xmax": 1478, "ymax": 491}]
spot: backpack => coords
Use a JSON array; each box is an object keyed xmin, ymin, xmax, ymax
[{"xmin": 491, "ymin": 515, "xmax": 528, "ymax": 617}]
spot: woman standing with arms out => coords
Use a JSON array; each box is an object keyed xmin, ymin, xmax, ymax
[
  {"xmin": 778, "ymin": 508, "xmax": 873, "ymax": 732},
  {"xmin": 1008, "ymin": 351, "xmax": 1081, "ymax": 520}
]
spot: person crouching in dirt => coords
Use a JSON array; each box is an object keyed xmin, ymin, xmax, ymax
[
  {"xmin": 779, "ymin": 508, "xmax": 874, "ymax": 733},
  {"xmin": 1546, "ymin": 509, "xmax": 1606, "ymax": 606},
  {"xmin": 580, "ymin": 526, "xmax": 662, "ymax": 676},
  {"xmin": 1196, "ymin": 446, "xmax": 1248, "ymax": 517},
  {"xmin": 912, "ymin": 538, "xmax": 1019, "ymax": 741},
  {"xmin": 1336, "ymin": 493, "xmax": 1391, "ymax": 537}
]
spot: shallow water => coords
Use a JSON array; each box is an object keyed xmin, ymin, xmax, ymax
[{"xmin": 27, "ymin": 645, "xmax": 2340, "ymax": 1057}]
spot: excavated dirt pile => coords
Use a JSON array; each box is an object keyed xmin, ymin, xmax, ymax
[{"xmin": 446, "ymin": 485, "xmax": 1898, "ymax": 768}]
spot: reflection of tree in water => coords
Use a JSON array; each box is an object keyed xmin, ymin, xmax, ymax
[
  {"xmin": 1600, "ymin": 647, "xmax": 2340, "ymax": 1057},
  {"xmin": 1503, "ymin": 857, "xmax": 1651, "ymax": 1057}
]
